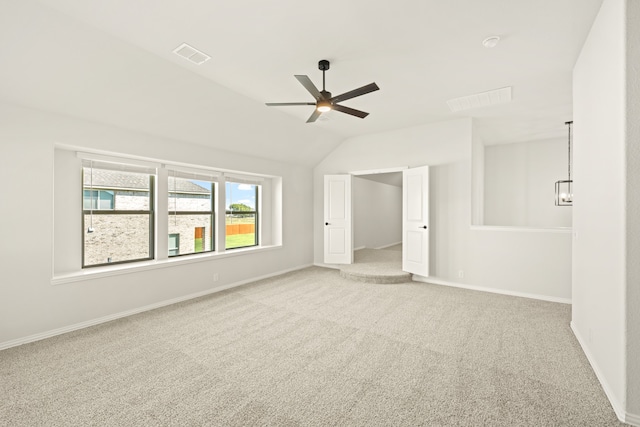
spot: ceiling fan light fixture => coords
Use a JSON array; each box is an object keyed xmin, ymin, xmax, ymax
[{"xmin": 317, "ymin": 101, "xmax": 332, "ymax": 112}]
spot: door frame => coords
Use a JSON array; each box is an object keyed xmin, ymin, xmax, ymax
[{"xmin": 350, "ymin": 166, "xmax": 408, "ymax": 178}]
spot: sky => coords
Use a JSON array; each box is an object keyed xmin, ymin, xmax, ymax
[
  {"xmin": 189, "ymin": 180, "xmax": 256, "ymax": 210},
  {"xmin": 226, "ymin": 183, "xmax": 256, "ymax": 210}
]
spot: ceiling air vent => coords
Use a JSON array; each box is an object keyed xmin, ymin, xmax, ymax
[
  {"xmin": 172, "ymin": 43, "xmax": 211, "ymax": 65},
  {"xmin": 447, "ymin": 86, "xmax": 512, "ymax": 112}
]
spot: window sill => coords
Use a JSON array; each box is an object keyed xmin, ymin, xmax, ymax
[{"xmin": 51, "ymin": 245, "xmax": 282, "ymax": 285}]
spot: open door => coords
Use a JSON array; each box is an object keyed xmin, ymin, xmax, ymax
[
  {"xmin": 324, "ymin": 174, "xmax": 353, "ymax": 264},
  {"xmin": 403, "ymin": 166, "xmax": 429, "ymax": 276}
]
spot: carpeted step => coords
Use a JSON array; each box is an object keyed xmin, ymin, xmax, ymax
[
  {"xmin": 339, "ymin": 269, "xmax": 412, "ymax": 284},
  {"xmin": 338, "ymin": 247, "xmax": 412, "ymax": 284}
]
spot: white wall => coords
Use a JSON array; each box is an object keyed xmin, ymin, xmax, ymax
[
  {"xmin": 0, "ymin": 103, "xmax": 315, "ymax": 347},
  {"xmin": 484, "ymin": 138, "xmax": 572, "ymax": 228},
  {"xmin": 626, "ymin": 0, "xmax": 640, "ymax": 417},
  {"xmin": 572, "ymin": 0, "xmax": 640, "ymax": 422},
  {"xmin": 353, "ymin": 177, "xmax": 401, "ymax": 249},
  {"xmin": 314, "ymin": 118, "xmax": 572, "ymax": 301}
]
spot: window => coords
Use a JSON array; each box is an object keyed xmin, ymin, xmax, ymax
[
  {"xmin": 226, "ymin": 181, "xmax": 259, "ymax": 249},
  {"xmin": 167, "ymin": 171, "xmax": 216, "ymax": 257},
  {"xmin": 83, "ymin": 190, "xmax": 114, "ymax": 210},
  {"xmin": 60, "ymin": 149, "xmax": 279, "ymax": 277},
  {"xmin": 169, "ymin": 233, "xmax": 180, "ymax": 256},
  {"xmin": 82, "ymin": 162, "xmax": 154, "ymax": 267}
]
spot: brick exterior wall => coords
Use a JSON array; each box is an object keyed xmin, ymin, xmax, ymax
[
  {"xmin": 168, "ymin": 214, "xmax": 213, "ymax": 255},
  {"xmin": 84, "ymin": 214, "xmax": 151, "ymax": 265},
  {"xmin": 84, "ymin": 193, "xmax": 214, "ymax": 265}
]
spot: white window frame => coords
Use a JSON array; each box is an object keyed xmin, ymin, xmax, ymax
[{"xmin": 52, "ymin": 148, "xmax": 282, "ymax": 284}]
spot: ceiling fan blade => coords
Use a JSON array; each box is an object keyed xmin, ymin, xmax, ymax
[
  {"xmin": 333, "ymin": 104, "xmax": 369, "ymax": 119},
  {"xmin": 306, "ymin": 109, "xmax": 322, "ymax": 123},
  {"xmin": 295, "ymin": 75, "xmax": 324, "ymax": 101},
  {"xmin": 265, "ymin": 102, "xmax": 316, "ymax": 106},
  {"xmin": 330, "ymin": 82, "xmax": 379, "ymax": 104}
]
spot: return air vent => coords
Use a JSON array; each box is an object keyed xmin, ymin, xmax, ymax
[
  {"xmin": 172, "ymin": 43, "xmax": 211, "ymax": 65},
  {"xmin": 447, "ymin": 86, "xmax": 512, "ymax": 112}
]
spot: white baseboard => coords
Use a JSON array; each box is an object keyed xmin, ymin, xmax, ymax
[
  {"xmin": 412, "ymin": 275, "xmax": 572, "ymax": 305},
  {"xmin": 375, "ymin": 241, "xmax": 402, "ymax": 250},
  {"xmin": 0, "ymin": 263, "xmax": 313, "ymax": 351},
  {"xmin": 627, "ymin": 413, "xmax": 640, "ymax": 426},
  {"xmin": 313, "ymin": 262, "xmax": 340, "ymax": 270},
  {"xmin": 569, "ymin": 322, "xmax": 639, "ymax": 426},
  {"xmin": 353, "ymin": 242, "xmax": 401, "ymax": 252}
]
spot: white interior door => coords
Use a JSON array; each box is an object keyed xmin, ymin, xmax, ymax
[
  {"xmin": 324, "ymin": 174, "xmax": 353, "ymax": 264},
  {"xmin": 403, "ymin": 165, "xmax": 430, "ymax": 276}
]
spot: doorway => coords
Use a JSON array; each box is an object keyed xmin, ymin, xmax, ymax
[
  {"xmin": 352, "ymin": 171, "xmax": 403, "ymax": 251},
  {"xmin": 324, "ymin": 166, "xmax": 430, "ymax": 278},
  {"xmin": 352, "ymin": 166, "xmax": 430, "ymax": 278}
]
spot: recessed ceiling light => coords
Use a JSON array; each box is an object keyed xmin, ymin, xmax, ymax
[{"xmin": 482, "ymin": 36, "xmax": 501, "ymax": 48}]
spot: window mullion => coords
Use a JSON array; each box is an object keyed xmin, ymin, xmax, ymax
[
  {"xmin": 217, "ymin": 176, "xmax": 227, "ymax": 254},
  {"xmin": 156, "ymin": 167, "xmax": 169, "ymax": 261}
]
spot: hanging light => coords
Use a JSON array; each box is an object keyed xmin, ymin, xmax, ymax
[{"xmin": 555, "ymin": 121, "xmax": 573, "ymax": 206}]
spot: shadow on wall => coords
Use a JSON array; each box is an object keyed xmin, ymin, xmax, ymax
[{"xmin": 429, "ymin": 161, "xmax": 470, "ymax": 280}]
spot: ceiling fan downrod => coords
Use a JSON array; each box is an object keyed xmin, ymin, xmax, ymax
[{"xmin": 319, "ymin": 59, "xmax": 330, "ymax": 98}]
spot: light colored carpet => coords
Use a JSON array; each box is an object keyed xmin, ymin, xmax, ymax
[
  {"xmin": 340, "ymin": 246, "xmax": 410, "ymax": 284},
  {"xmin": 0, "ymin": 267, "xmax": 623, "ymax": 426}
]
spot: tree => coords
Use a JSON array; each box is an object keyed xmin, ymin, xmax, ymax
[{"xmin": 229, "ymin": 203, "xmax": 252, "ymax": 212}]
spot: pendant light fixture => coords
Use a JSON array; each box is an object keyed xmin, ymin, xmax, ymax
[{"xmin": 555, "ymin": 121, "xmax": 573, "ymax": 206}]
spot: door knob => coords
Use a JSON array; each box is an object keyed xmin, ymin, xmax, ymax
[
  {"xmin": 325, "ymin": 222, "xmax": 330, "ymax": 226},
  {"xmin": 420, "ymin": 225, "xmax": 427, "ymax": 229}
]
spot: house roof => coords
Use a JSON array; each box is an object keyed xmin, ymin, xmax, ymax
[{"xmin": 83, "ymin": 169, "xmax": 209, "ymax": 194}]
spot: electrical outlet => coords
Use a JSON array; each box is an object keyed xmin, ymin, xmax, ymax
[
  {"xmin": 213, "ymin": 273, "xmax": 219, "ymax": 282},
  {"xmin": 458, "ymin": 270, "xmax": 464, "ymax": 279}
]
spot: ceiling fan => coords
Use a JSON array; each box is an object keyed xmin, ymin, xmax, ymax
[{"xmin": 265, "ymin": 59, "xmax": 380, "ymax": 123}]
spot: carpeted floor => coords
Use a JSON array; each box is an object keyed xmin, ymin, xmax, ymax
[
  {"xmin": 0, "ymin": 266, "xmax": 624, "ymax": 426},
  {"xmin": 340, "ymin": 246, "xmax": 410, "ymax": 284}
]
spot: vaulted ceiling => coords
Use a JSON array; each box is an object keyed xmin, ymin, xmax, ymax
[{"xmin": 0, "ymin": 0, "xmax": 602, "ymax": 166}]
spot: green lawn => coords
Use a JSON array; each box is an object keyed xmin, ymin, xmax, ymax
[{"xmin": 225, "ymin": 233, "xmax": 256, "ymax": 249}]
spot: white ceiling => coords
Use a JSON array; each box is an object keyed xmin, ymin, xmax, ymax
[{"xmin": 0, "ymin": 0, "xmax": 602, "ymax": 165}]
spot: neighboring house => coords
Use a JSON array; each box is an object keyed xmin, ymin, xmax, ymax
[{"xmin": 83, "ymin": 169, "xmax": 212, "ymax": 265}]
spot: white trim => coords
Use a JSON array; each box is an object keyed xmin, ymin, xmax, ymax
[
  {"xmin": 313, "ymin": 262, "xmax": 340, "ymax": 270},
  {"xmin": 350, "ymin": 166, "xmax": 408, "ymax": 176},
  {"xmin": 55, "ymin": 143, "xmax": 277, "ymax": 180},
  {"xmin": 412, "ymin": 275, "xmax": 572, "ymax": 304},
  {"xmin": 77, "ymin": 151, "xmax": 161, "ymax": 169},
  {"xmin": 52, "ymin": 245, "xmax": 282, "ymax": 285},
  {"xmin": 570, "ymin": 322, "xmax": 632, "ymax": 425},
  {"xmin": 164, "ymin": 164, "xmax": 220, "ymax": 181},
  {"xmin": 626, "ymin": 412, "xmax": 640, "ymax": 426},
  {"xmin": 375, "ymin": 241, "xmax": 402, "ymax": 250},
  {"xmin": 470, "ymin": 225, "xmax": 572, "ymax": 233},
  {"xmin": 2, "ymin": 263, "xmax": 312, "ymax": 351},
  {"xmin": 354, "ymin": 246, "xmax": 366, "ymax": 251},
  {"xmin": 224, "ymin": 172, "xmax": 265, "ymax": 184}
]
